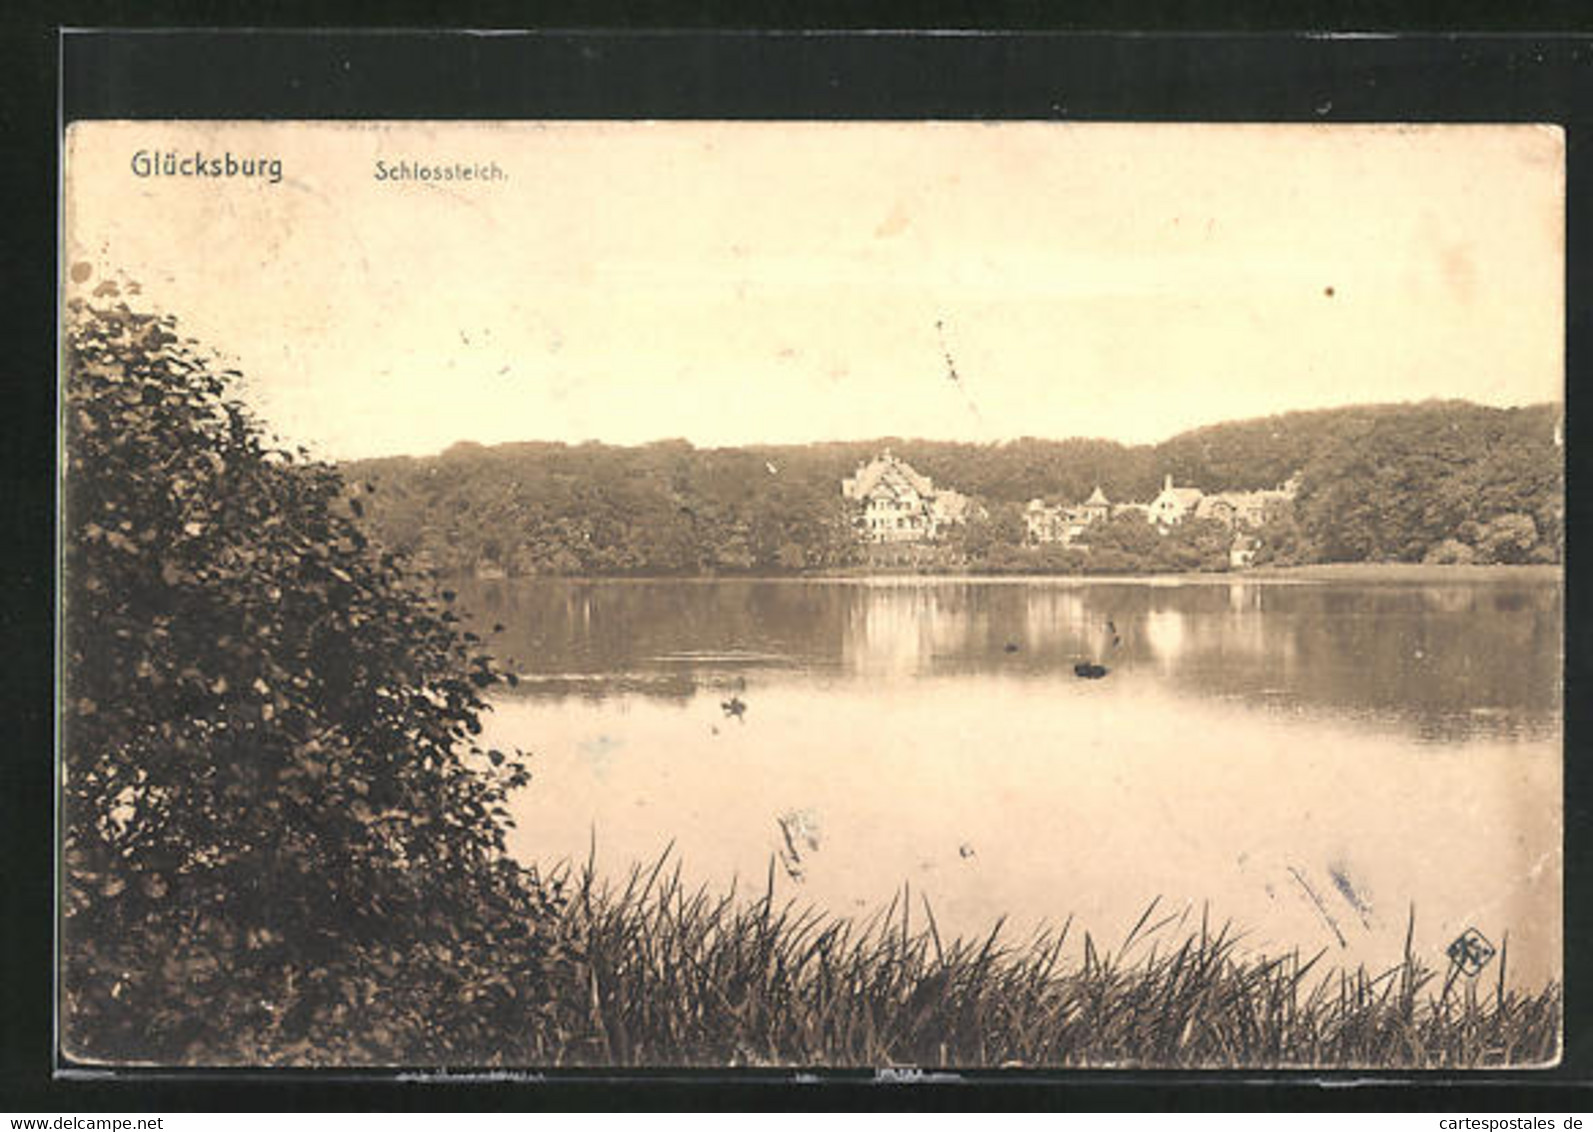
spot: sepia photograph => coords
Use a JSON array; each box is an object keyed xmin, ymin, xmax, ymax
[{"xmin": 59, "ymin": 119, "xmax": 1564, "ymax": 1070}]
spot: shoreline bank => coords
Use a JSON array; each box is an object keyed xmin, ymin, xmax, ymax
[{"xmin": 454, "ymin": 562, "xmax": 1562, "ymax": 585}]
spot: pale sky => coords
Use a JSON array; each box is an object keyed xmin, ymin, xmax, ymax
[{"xmin": 64, "ymin": 121, "xmax": 1564, "ymax": 460}]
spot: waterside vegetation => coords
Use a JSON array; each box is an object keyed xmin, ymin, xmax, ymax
[{"xmin": 549, "ymin": 853, "xmax": 1560, "ymax": 1069}]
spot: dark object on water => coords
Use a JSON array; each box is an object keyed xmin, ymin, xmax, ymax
[
  {"xmin": 958, "ymin": 843, "xmax": 976, "ymax": 859},
  {"xmin": 721, "ymin": 695, "xmax": 748, "ymax": 722},
  {"xmin": 1074, "ymin": 662, "xmax": 1110, "ymax": 679},
  {"xmin": 1003, "ymin": 641, "xmax": 1020, "ymax": 653}
]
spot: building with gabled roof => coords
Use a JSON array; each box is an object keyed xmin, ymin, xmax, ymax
[
  {"xmin": 1148, "ymin": 474, "xmax": 1205, "ymax": 528},
  {"xmin": 1026, "ymin": 486, "xmax": 1115, "ymax": 547},
  {"xmin": 1081, "ymin": 485, "xmax": 1112, "ymax": 524},
  {"xmin": 1025, "ymin": 498, "xmax": 1071, "ymax": 544},
  {"xmin": 842, "ymin": 450, "xmax": 972, "ymax": 544},
  {"xmin": 1195, "ymin": 489, "xmax": 1284, "ymax": 530}
]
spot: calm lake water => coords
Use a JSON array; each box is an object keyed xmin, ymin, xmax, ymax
[{"xmin": 462, "ymin": 575, "xmax": 1563, "ymax": 988}]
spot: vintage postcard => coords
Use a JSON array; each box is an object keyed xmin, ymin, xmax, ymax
[{"xmin": 59, "ymin": 120, "xmax": 1563, "ymax": 1069}]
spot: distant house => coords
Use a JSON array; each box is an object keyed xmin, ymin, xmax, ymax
[
  {"xmin": 1198, "ymin": 496, "xmax": 1239, "ymax": 526},
  {"xmin": 842, "ymin": 450, "xmax": 972, "ymax": 543},
  {"xmin": 1193, "ymin": 480, "xmax": 1298, "ymax": 530},
  {"xmin": 1025, "ymin": 499, "xmax": 1070, "ymax": 545},
  {"xmin": 1148, "ymin": 474, "xmax": 1205, "ymax": 528},
  {"xmin": 1080, "ymin": 485, "xmax": 1112, "ymax": 525},
  {"xmin": 1025, "ymin": 485, "xmax": 1116, "ymax": 547},
  {"xmin": 931, "ymin": 487, "xmax": 974, "ymax": 529},
  {"xmin": 1229, "ymin": 533, "xmax": 1260, "ymax": 569}
]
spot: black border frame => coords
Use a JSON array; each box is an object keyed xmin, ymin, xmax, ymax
[{"xmin": 6, "ymin": 19, "xmax": 1590, "ymax": 1111}]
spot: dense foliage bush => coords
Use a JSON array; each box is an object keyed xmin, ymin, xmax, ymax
[
  {"xmin": 1424, "ymin": 539, "xmax": 1477, "ymax": 566},
  {"xmin": 61, "ymin": 285, "xmax": 566, "ymax": 1065}
]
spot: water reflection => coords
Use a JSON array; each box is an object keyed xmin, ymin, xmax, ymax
[
  {"xmin": 459, "ymin": 576, "xmax": 1561, "ymax": 743},
  {"xmin": 844, "ymin": 585, "xmax": 988, "ymax": 677},
  {"xmin": 1140, "ymin": 607, "xmax": 1189, "ymax": 670},
  {"xmin": 465, "ymin": 574, "xmax": 1561, "ymax": 991}
]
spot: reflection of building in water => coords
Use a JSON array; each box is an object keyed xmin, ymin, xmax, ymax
[
  {"xmin": 1135, "ymin": 590, "xmax": 1297, "ymax": 680},
  {"xmin": 1022, "ymin": 589, "xmax": 1088, "ymax": 645},
  {"xmin": 1228, "ymin": 581, "xmax": 1263, "ymax": 613},
  {"xmin": 842, "ymin": 451, "xmax": 972, "ymax": 544},
  {"xmin": 1422, "ymin": 586, "xmax": 1481, "ymax": 615},
  {"xmin": 1140, "ymin": 607, "xmax": 1190, "ymax": 667},
  {"xmin": 1220, "ymin": 590, "xmax": 1283, "ymax": 666},
  {"xmin": 842, "ymin": 586, "xmax": 980, "ymax": 676}
]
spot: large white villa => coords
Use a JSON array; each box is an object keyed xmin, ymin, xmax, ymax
[{"xmin": 841, "ymin": 451, "xmax": 974, "ymax": 543}]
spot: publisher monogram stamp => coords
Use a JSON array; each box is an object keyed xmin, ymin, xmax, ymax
[{"xmin": 1447, "ymin": 927, "xmax": 1498, "ymax": 977}]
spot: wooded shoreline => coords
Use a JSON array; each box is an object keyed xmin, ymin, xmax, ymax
[
  {"xmin": 348, "ymin": 400, "xmax": 1563, "ymax": 581},
  {"xmin": 449, "ymin": 562, "xmax": 1564, "ymax": 585}
]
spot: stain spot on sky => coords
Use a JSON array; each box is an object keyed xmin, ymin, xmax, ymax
[
  {"xmin": 874, "ymin": 201, "xmax": 911, "ymax": 239},
  {"xmin": 1441, "ymin": 244, "xmax": 1477, "ymax": 306}
]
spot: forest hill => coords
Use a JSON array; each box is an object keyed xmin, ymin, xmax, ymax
[{"xmin": 341, "ymin": 399, "xmax": 1563, "ymax": 579}]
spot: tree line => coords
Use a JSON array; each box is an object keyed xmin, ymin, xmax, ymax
[{"xmin": 344, "ymin": 400, "xmax": 1562, "ymax": 576}]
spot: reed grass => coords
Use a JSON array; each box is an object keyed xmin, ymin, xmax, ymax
[{"xmin": 534, "ymin": 848, "xmax": 1561, "ymax": 1069}]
